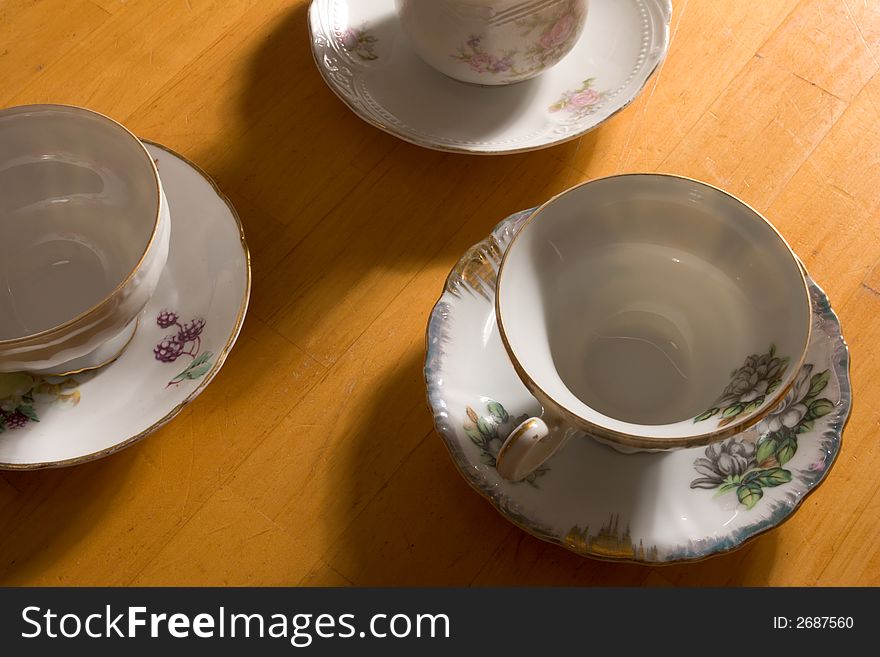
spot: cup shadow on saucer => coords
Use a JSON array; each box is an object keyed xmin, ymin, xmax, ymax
[{"xmin": 337, "ymin": 10, "xmax": 541, "ymax": 147}]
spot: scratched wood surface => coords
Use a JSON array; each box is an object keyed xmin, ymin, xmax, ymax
[{"xmin": 1, "ymin": 0, "xmax": 878, "ymax": 586}]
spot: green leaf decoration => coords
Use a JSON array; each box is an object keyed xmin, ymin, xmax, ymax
[
  {"xmin": 806, "ymin": 370, "xmax": 831, "ymax": 401},
  {"xmin": 171, "ymin": 352, "xmax": 215, "ymax": 384},
  {"xmin": 694, "ymin": 407, "xmax": 719, "ymax": 422},
  {"xmin": 776, "ymin": 435, "xmax": 797, "ymax": 465},
  {"xmin": 737, "ymin": 482, "xmax": 764, "ymax": 509},
  {"xmin": 754, "ymin": 467, "xmax": 792, "ymax": 487},
  {"xmin": 465, "ymin": 427, "xmax": 485, "ymax": 447},
  {"xmin": 190, "ymin": 351, "xmax": 213, "ymax": 369},
  {"xmin": 718, "ymin": 481, "xmax": 739, "ymax": 494},
  {"xmin": 694, "ymin": 408, "xmax": 721, "ymax": 422},
  {"xmin": 476, "ymin": 416, "xmax": 497, "ymax": 440},
  {"xmin": 796, "ymin": 419, "xmax": 815, "ymax": 434},
  {"xmin": 722, "ymin": 404, "xmax": 745, "ymax": 419},
  {"xmin": 809, "ymin": 398, "xmax": 834, "ymax": 419},
  {"xmin": 766, "ymin": 378, "xmax": 782, "ymax": 395},
  {"xmin": 756, "ymin": 438, "xmax": 778, "ymax": 464},
  {"xmin": 487, "ymin": 401, "xmax": 508, "ymax": 424},
  {"xmin": 18, "ymin": 405, "xmax": 39, "ymax": 422},
  {"xmin": 479, "ymin": 452, "xmax": 496, "ymax": 467},
  {"xmin": 743, "ymin": 397, "xmax": 765, "ymax": 414},
  {"xmin": 184, "ymin": 363, "xmax": 213, "ymax": 379}
]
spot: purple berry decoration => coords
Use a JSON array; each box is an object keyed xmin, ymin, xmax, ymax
[
  {"xmin": 154, "ymin": 335, "xmax": 185, "ymax": 363},
  {"xmin": 178, "ymin": 318, "xmax": 206, "ymax": 342},
  {"xmin": 5, "ymin": 411, "xmax": 29, "ymax": 430},
  {"xmin": 156, "ymin": 310, "xmax": 179, "ymax": 329}
]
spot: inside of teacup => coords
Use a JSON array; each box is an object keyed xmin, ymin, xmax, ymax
[
  {"xmin": 497, "ymin": 174, "xmax": 811, "ymax": 439},
  {"xmin": 0, "ymin": 106, "xmax": 159, "ymax": 341}
]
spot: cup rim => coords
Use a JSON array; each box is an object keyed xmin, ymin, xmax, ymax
[
  {"xmin": 0, "ymin": 103, "xmax": 163, "ymax": 347},
  {"xmin": 494, "ymin": 172, "xmax": 813, "ymax": 450}
]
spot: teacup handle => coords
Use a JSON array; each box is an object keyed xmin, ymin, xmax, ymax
[{"xmin": 496, "ymin": 416, "xmax": 574, "ymax": 481}]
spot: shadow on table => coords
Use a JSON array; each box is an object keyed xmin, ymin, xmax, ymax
[
  {"xmin": 328, "ymin": 347, "xmax": 779, "ymax": 586},
  {"xmin": 210, "ymin": 2, "xmax": 600, "ymax": 336},
  {"xmin": 0, "ymin": 449, "xmax": 137, "ymax": 584}
]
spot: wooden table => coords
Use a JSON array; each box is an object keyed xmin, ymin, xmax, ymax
[{"xmin": 1, "ymin": 0, "xmax": 878, "ymax": 586}]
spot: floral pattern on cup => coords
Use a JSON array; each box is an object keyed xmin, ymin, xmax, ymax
[
  {"xmin": 518, "ymin": 0, "xmax": 584, "ymax": 75},
  {"xmin": 690, "ymin": 363, "xmax": 835, "ymax": 509},
  {"xmin": 463, "ymin": 400, "xmax": 548, "ymax": 486},
  {"xmin": 452, "ymin": 35, "xmax": 516, "ymax": 75},
  {"xmin": 0, "ymin": 372, "xmax": 81, "ymax": 433},
  {"xmin": 549, "ymin": 78, "xmax": 607, "ymax": 120},
  {"xmin": 451, "ymin": 0, "xmax": 584, "ymax": 82},
  {"xmin": 154, "ymin": 310, "xmax": 214, "ymax": 387},
  {"xmin": 338, "ymin": 26, "xmax": 378, "ymax": 61},
  {"xmin": 694, "ymin": 345, "xmax": 789, "ymax": 427}
]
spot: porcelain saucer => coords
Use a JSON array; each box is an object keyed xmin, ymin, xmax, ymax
[
  {"xmin": 425, "ymin": 209, "xmax": 851, "ymax": 563},
  {"xmin": 308, "ymin": 0, "xmax": 672, "ymax": 154},
  {"xmin": 0, "ymin": 142, "xmax": 251, "ymax": 469}
]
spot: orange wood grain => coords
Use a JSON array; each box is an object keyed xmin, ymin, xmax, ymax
[{"xmin": 0, "ymin": 0, "xmax": 877, "ymax": 586}]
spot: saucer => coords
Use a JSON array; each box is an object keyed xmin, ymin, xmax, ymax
[
  {"xmin": 308, "ymin": 0, "xmax": 672, "ymax": 154},
  {"xmin": 0, "ymin": 142, "xmax": 251, "ymax": 469},
  {"xmin": 425, "ymin": 209, "xmax": 851, "ymax": 563}
]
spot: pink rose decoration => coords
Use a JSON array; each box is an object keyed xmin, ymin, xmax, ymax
[
  {"xmin": 539, "ymin": 13, "xmax": 577, "ymax": 50},
  {"xmin": 570, "ymin": 88, "xmax": 599, "ymax": 108},
  {"xmin": 340, "ymin": 28, "xmax": 359, "ymax": 51},
  {"xmin": 469, "ymin": 52, "xmax": 492, "ymax": 73}
]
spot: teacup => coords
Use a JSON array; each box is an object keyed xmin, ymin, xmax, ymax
[
  {"xmin": 395, "ymin": 0, "xmax": 588, "ymax": 86},
  {"xmin": 494, "ymin": 174, "xmax": 812, "ymax": 481},
  {"xmin": 0, "ymin": 104, "xmax": 171, "ymax": 375}
]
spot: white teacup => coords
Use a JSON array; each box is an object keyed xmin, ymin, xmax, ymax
[
  {"xmin": 494, "ymin": 174, "xmax": 812, "ymax": 481},
  {"xmin": 396, "ymin": 0, "xmax": 588, "ymax": 86},
  {"xmin": 0, "ymin": 105, "xmax": 171, "ymax": 375}
]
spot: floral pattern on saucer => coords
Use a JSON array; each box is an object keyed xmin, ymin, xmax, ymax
[
  {"xmin": 549, "ymin": 78, "xmax": 608, "ymax": 120},
  {"xmin": 0, "ymin": 372, "xmax": 82, "ymax": 433},
  {"xmin": 690, "ymin": 362, "xmax": 835, "ymax": 509},
  {"xmin": 154, "ymin": 310, "xmax": 215, "ymax": 387},
  {"xmin": 464, "ymin": 400, "xmax": 548, "ymax": 486},
  {"xmin": 425, "ymin": 208, "xmax": 851, "ymax": 563},
  {"xmin": 338, "ymin": 26, "xmax": 378, "ymax": 61}
]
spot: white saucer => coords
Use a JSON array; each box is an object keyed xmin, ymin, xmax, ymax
[
  {"xmin": 308, "ymin": 0, "xmax": 672, "ymax": 154},
  {"xmin": 0, "ymin": 142, "xmax": 251, "ymax": 469},
  {"xmin": 425, "ymin": 209, "xmax": 851, "ymax": 563}
]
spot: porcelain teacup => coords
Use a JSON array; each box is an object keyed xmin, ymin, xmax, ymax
[
  {"xmin": 395, "ymin": 0, "xmax": 588, "ymax": 86},
  {"xmin": 494, "ymin": 174, "xmax": 812, "ymax": 481},
  {"xmin": 0, "ymin": 104, "xmax": 171, "ymax": 375}
]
